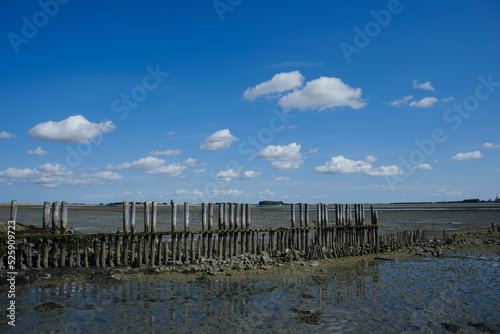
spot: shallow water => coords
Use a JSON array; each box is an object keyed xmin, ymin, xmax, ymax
[
  {"xmin": 2, "ymin": 254, "xmax": 499, "ymax": 333},
  {"xmin": 1, "ymin": 204, "xmax": 500, "ymax": 235}
]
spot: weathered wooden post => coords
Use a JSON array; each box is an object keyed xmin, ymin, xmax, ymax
[
  {"xmin": 43, "ymin": 201, "xmax": 50, "ymax": 234},
  {"xmin": 130, "ymin": 201, "xmax": 136, "ymax": 233},
  {"xmin": 151, "ymin": 201, "xmax": 157, "ymax": 232},
  {"xmin": 10, "ymin": 200, "xmax": 17, "ymax": 223},
  {"xmin": 291, "ymin": 203, "xmax": 295, "ymax": 228},
  {"xmin": 171, "ymin": 201, "xmax": 177, "ymax": 232},
  {"xmin": 184, "ymin": 202, "xmax": 189, "ymax": 261},
  {"xmin": 144, "ymin": 202, "xmax": 150, "ymax": 233},
  {"xmin": 52, "ymin": 201, "xmax": 60, "ymax": 234},
  {"xmin": 208, "ymin": 202, "xmax": 214, "ymax": 258},
  {"xmin": 202, "ymin": 202, "xmax": 207, "ymax": 257},
  {"xmin": 123, "ymin": 201, "xmax": 130, "ymax": 233},
  {"xmin": 61, "ymin": 201, "xmax": 68, "ymax": 234}
]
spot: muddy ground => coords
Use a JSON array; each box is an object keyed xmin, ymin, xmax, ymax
[{"xmin": 1, "ymin": 227, "xmax": 498, "ymax": 290}]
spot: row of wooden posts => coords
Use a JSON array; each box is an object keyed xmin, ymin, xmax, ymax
[{"xmin": 1, "ymin": 201, "xmax": 397, "ymax": 270}]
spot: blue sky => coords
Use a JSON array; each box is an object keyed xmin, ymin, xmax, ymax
[{"xmin": 1, "ymin": 0, "xmax": 499, "ymax": 204}]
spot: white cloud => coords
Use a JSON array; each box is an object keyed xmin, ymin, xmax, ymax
[
  {"xmin": 450, "ymin": 151, "xmax": 483, "ymax": 161},
  {"xmin": 0, "ymin": 131, "xmax": 16, "ymax": 139},
  {"xmin": 255, "ymin": 142, "xmax": 302, "ymax": 161},
  {"xmin": 365, "ymin": 165, "xmax": 402, "ymax": 176},
  {"xmin": 432, "ymin": 188, "xmax": 462, "ymax": 196},
  {"xmin": 0, "ymin": 163, "xmax": 118, "ymax": 188},
  {"xmin": 242, "ymin": 170, "xmax": 261, "ymax": 179},
  {"xmin": 243, "ymin": 71, "xmax": 305, "ymax": 101},
  {"xmin": 216, "ymin": 167, "xmax": 261, "ymax": 181},
  {"xmin": 28, "ymin": 115, "xmax": 115, "ymax": 144},
  {"xmin": 274, "ymin": 176, "xmax": 291, "ymax": 182},
  {"xmin": 409, "ymin": 97, "xmax": 439, "ymax": 108},
  {"xmin": 483, "ymin": 142, "xmax": 500, "ymax": 149},
  {"xmin": 93, "ymin": 171, "xmax": 124, "ymax": 180},
  {"xmin": 412, "ymin": 80, "xmax": 435, "ymax": 91},
  {"xmin": 104, "ymin": 162, "xmax": 131, "ymax": 171},
  {"xmin": 388, "ymin": 95, "xmax": 413, "ymax": 107},
  {"xmin": 200, "ymin": 129, "xmax": 239, "ymax": 150},
  {"xmin": 279, "ymin": 76, "xmax": 366, "ymax": 111},
  {"xmin": 147, "ymin": 163, "xmax": 187, "ymax": 178},
  {"xmin": 194, "ymin": 168, "xmax": 206, "ymax": 174},
  {"xmin": 441, "ymin": 97, "xmax": 455, "ymax": 103},
  {"xmin": 148, "ymin": 149, "xmax": 181, "ymax": 156},
  {"xmin": 130, "ymin": 157, "xmax": 166, "ymax": 170},
  {"xmin": 258, "ymin": 189, "xmax": 276, "ymax": 198},
  {"xmin": 255, "ymin": 143, "xmax": 303, "ymax": 170},
  {"xmin": 363, "ymin": 155, "xmax": 378, "ymax": 163},
  {"xmin": 314, "ymin": 156, "xmax": 372, "ymax": 174},
  {"xmin": 216, "ymin": 169, "xmax": 241, "ymax": 182},
  {"xmin": 27, "ymin": 146, "xmax": 49, "ymax": 155},
  {"xmin": 315, "ymin": 155, "xmax": 401, "ymax": 176},
  {"xmin": 182, "ymin": 158, "xmax": 199, "ymax": 167},
  {"xmin": 414, "ymin": 163, "xmax": 433, "ymax": 170}
]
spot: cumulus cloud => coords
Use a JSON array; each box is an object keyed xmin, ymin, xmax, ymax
[
  {"xmin": 194, "ymin": 168, "xmax": 206, "ymax": 174},
  {"xmin": 0, "ymin": 131, "xmax": 16, "ymax": 139},
  {"xmin": 450, "ymin": 151, "xmax": 483, "ymax": 161},
  {"xmin": 409, "ymin": 97, "xmax": 439, "ymax": 108},
  {"xmin": 274, "ymin": 176, "xmax": 291, "ymax": 182},
  {"xmin": 412, "ymin": 80, "xmax": 435, "ymax": 91},
  {"xmin": 441, "ymin": 97, "xmax": 455, "ymax": 103},
  {"xmin": 388, "ymin": 95, "xmax": 413, "ymax": 107},
  {"xmin": 216, "ymin": 167, "xmax": 261, "ymax": 181},
  {"xmin": 432, "ymin": 188, "xmax": 462, "ymax": 196},
  {"xmin": 147, "ymin": 163, "xmax": 187, "ymax": 178},
  {"xmin": 28, "ymin": 115, "xmax": 115, "ymax": 144},
  {"xmin": 414, "ymin": 163, "xmax": 433, "ymax": 170},
  {"xmin": 148, "ymin": 149, "xmax": 181, "ymax": 156},
  {"xmin": 92, "ymin": 171, "xmax": 124, "ymax": 180},
  {"xmin": 314, "ymin": 156, "xmax": 372, "ymax": 174},
  {"xmin": 200, "ymin": 129, "xmax": 239, "ymax": 150},
  {"xmin": 314, "ymin": 156, "xmax": 402, "ymax": 176},
  {"xmin": 365, "ymin": 165, "xmax": 402, "ymax": 176},
  {"xmin": 279, "ymin": 76, "xmax": 366, "ymax": 111},
  {"xmin": 258, "ymin": 189, "xmax": 276, "ymax": 198},
  {"xmin": 243, "ymin": 71, "xmax": 305, "ymax": 101},
  {"xmin": 255, "ymin": 143, "xmax": 303, "ymax": 169},
  {"xmin": 105, "ymin": 156, "xmax": 201, "ymax": 179},
  {"xmin": 0, "ymin": 163, "xmax": 122, "ymax": 188},
  {"xmin": 483, "ymin": 142, "xmax": 500, "ymax": 149},
  {"xmin": 27, "ymin": 146, "xmax": 49, "ymax": 155}
]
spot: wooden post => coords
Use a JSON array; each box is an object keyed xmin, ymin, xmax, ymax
[
  {"xmin": 171, "ymin": 202, "xmax": 177, "ymax": 232},
  {"xmin": 291, "ymin": 203, "xmax": 295, "ymax": 228},
  {"xmin": 43, "ymin": 201, "xmax": 50, "ymax": 234},
  {"xmin": 144, "ymin": 202, "xmax": 150, "ymax": 233},
  {"xmin": 246, "ymin": 203, "xmax": 251, "ymax": 229},
  {"xmin": 123, "ymin": 201, "xmax": 130, "ymax": 234},
  {"xmin": 130, "ymin": 201, "xmax": 136, "ymax": 233},
  {"xmin": 184, "ymin": 202, "xmax": 190, "ymax": 231},
  {"xmin": 10, "ymin": 200, "xmax": 17, "ymax": 223},
  {"xmin": 202, "ymin": 203, "xmax": 207, "ymax": 231},
  {"xmin": 151, "ymin": 201, "xmax": 157, "ymax": 232},
  {"xmin": 52, "ymin": 201, "xmax": 60, "ymax": 234},
  {"xmin": 61, "ymin": 201, "xmax": 68, "ymax": 234},
  {"xmin": 208, "ymin": 202, "xmax": 214, "ymax": 230},
  {"xmin": 304, "ymin": 203, "xmax": 309, "ymax": 226},
  {"xmin": 218, "ymin": 203, "xmax": 224, "ymax": 229}
]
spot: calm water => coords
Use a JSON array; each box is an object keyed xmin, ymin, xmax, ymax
[
  {"xmin": 1, "ymin": 255, "xmax": 499, "ymax": 333},
  {"xmin": 2, "ymin": 203, "xmax": 500, "ymax": 234}
]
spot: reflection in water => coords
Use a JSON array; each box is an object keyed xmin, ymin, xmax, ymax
[{"xmin": 3, "ymin": 255, "xmax": 499, "ymax": 333}]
